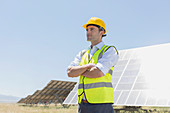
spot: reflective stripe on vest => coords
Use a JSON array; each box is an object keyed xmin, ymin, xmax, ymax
[{"xmin": 78, "ymin": 82, "xmax": 113, "ymax": 89}]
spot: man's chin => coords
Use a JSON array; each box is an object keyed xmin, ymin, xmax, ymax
[
  {"xmin": 87, "ymin": 38, "xmax": 91, "ymax": 41},
  {"xmin": 87, "ymin": 37, "xmax": 93, "ymax": 41}
]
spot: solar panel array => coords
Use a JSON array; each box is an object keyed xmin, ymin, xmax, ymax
[
  {"xmin": 18, "ymin": 80, "xmax": 76, "ymax": 106},
  {"xmin": 17, "ymin": 98, "xmax": 25, "ymax": 103},
  {"xmin": 17, "ymin": 95, "xmax": 31, "ymax": 104},
  {"xmin": 63, "ymin": 43, "xmax": 170, "ymax": 107},
  {"xmin": 25, "ymin": 90, "xmax": 41, "ymax": 104}
]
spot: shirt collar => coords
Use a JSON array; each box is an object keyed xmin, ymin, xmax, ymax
[{"xmin": 89, "ymin": 41, "xmax": 105, "ymax": 50}]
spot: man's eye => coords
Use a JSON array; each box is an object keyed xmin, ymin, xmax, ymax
[{"xmin": 86, "ymin": 28, "xmax": 94, "ymax": 31}]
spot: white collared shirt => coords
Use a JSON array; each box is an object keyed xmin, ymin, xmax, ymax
[{"xmin": 68, "ymin": 41, "xmax": 119, "ymax": 75}]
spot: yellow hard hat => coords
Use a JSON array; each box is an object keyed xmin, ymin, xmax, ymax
[{"xmin": 83, "ymin": 17, "xmax": 107, "ymax": 34}]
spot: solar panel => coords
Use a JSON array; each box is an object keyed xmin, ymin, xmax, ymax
[
  {"xmin": 17, "ymin": 98, "xmax": 26, "ymax": 103},
  {"xmin": 18, "ymin": 80, "xmax": 76, "ymax": 107},
  {"xmin": 25, "ymin": 90, "xmax": 41, "ymax": 104},
  {"xmin": 35, "ymin": 80, "xmax": 76, "ymax": 105},
  {"xmin": 17, "ymin": 95, "xmax": 32, "ymax": 104},
  {"xmin": 63, "ymin": 43, "xmax": 170, "ymax": 107},
  {"xmin": 63, "ymin": 84, "xmax": 78, "ymax": 104}
]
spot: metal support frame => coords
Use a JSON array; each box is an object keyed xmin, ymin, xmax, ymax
[{"xmin": 54, "ymin": 94, "xmax": 70, "ymax": 108}]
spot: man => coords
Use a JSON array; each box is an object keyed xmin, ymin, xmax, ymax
[{"xmin": 67, "ymin": 17, "xmax": 119, "ymax": 113}]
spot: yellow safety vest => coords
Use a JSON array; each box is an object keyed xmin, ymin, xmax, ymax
[{"xmin": 78, "ymin": 45, "xmax": 118, "ymax": 104}]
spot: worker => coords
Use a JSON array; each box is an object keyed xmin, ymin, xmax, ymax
[{"xmin": 67, "ymin": 17, "xmax": 119, "ymax": 113}]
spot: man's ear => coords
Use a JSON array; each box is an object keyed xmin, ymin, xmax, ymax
[{"xmin": 99, "ymin": 30, "xmax": 104, "ymax": 36}]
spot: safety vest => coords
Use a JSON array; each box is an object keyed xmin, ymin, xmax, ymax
[{"xmin": 78, "ymin": 45, "xmax": 118, "ymax": 104}]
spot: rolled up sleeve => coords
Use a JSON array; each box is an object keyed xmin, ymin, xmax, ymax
[{"xmin": 96, "ymin": 47, "xmax": 119, "ymax": 75}]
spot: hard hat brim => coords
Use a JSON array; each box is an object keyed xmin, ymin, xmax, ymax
[{"xmin": 82, "ymin": 24, "xmax": 87, "ymax": 29}]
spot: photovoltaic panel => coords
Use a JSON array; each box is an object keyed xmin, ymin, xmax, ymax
[
  {"xmin": 25, "ymin": 90, "xmax": 41, "ymax": 104},
  {"xmin": 17, "ymin": 98, "xmax": 26, "ymax": 103},
  {"xmin": 114, "ymin": 91, "xmax": 121, "ymax": 104},
  {"xmin": 19, "ymin": 80, "xmax": 76, "ymax": 106},
  {"xmin": 117, "ymin": 91, "xmax": 130, "ymax": 105},
  {"xmin": 63, "ymin": 43, "xmax": 170, "ymax": 107},
  {"xmin": 126, "ymin": 91, "xmax": 140, "ymax": 105},
  {"xmin": 18, "ymin": 95, "xmax": 32, "ymax": 104},
  {"xmin": 36, "ymin": 80, "xmax": 76, "ymax": 104},
  {"xmin": 63, "ymin": 84, "xmax": 78, "ymax": 104}
]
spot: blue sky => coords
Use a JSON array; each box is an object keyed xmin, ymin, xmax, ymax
[{"xmin": 0, "ymin": 0, "xmax": 170, "ymax": 98}]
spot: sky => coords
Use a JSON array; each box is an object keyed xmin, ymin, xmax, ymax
[{"xmin": 0, "ymin": 0, "xmax": 170, "ymax": 98}]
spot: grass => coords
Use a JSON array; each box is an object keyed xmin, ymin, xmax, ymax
[
  {"xmin": 113, "ymin": 106, "xmax": 170, "ymax": 113},
  {"xmin": 0, "ymin": 103, "xmax": 170, "ymax": 113},
  {"xmin": 0, "ymin": 103, "xmax": 78, "ymax": 113}
]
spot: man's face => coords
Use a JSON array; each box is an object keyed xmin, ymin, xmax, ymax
[{"xmin": 86, "ymin": 25, "xmax": 102, "ymax": 42}]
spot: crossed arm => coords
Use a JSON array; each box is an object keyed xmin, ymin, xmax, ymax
[{"xmin": 67, "ymin": 64, "xmax": 104, "ymax": 78}]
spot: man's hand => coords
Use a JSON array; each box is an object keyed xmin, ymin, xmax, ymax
[
  {"xmin": 86, "ymin": 63, "xmax": 96, "ymax": 69},
  {"xmin": 67, "ymin": 64, "xmax": 96, "ymax": 77},
  {"xmin": 82, "ymin": 66, "xmax": 105, "ymax": 78}
]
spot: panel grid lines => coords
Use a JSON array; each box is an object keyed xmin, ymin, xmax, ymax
[
  {"xmin": 114, "ymin": 58, "xmax": 131, "ymax": 90},
  {"xmin": 134, "ymin": 90, "xmax": 142, "ymax": 105},
  {"xmin": 124, "ymin": 67, "xmax": 140, "ymax": 104},
  {"xmin": 70, "ymin": 92, "xmax": 77, "ymax": 104},
  {"xmin": 115, "ymin": 91, "xmax": 122, "ymax": 104}
]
